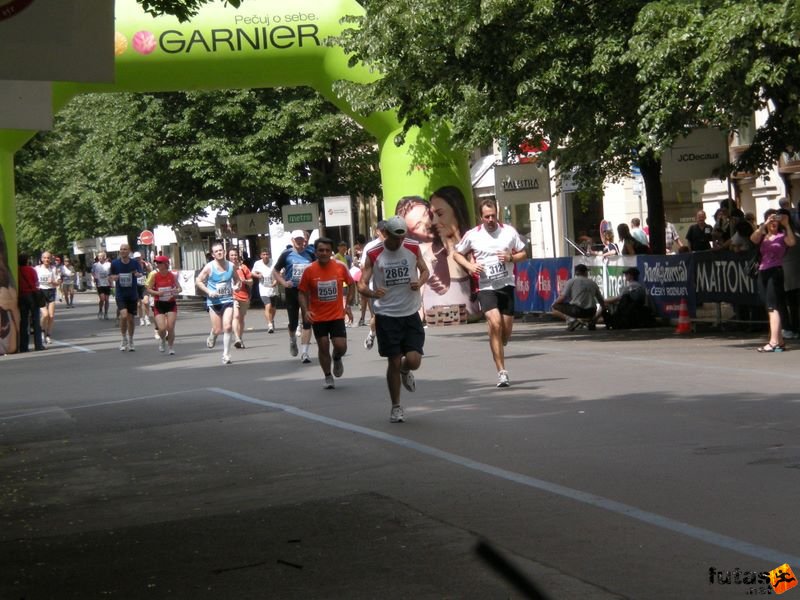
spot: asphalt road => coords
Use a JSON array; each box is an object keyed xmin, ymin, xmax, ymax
[{"xmin": 2, "ymin": 292, "xmax": 799, "ymax": 599}]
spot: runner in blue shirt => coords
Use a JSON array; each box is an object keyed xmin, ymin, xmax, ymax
[
  {"xmin": 272, "ymin": 230, "xmax": 316, "ymax": 363},
  {"xmin": 109, "ymin": 243, "xmax": 143, "ymax": 352},
  {"xmin": 196, "ymin": 241, "xmax": 242, "ymax": 365}
]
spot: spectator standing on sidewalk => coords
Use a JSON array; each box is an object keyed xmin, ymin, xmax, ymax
[{"xmin": 16, "ymin": 253, "xmax": 43, "ymax": 352}]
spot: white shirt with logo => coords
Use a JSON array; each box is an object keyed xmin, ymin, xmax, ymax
[{"xmin": 455, "ymin": 223, "xmax": 526, "ymax": 291}]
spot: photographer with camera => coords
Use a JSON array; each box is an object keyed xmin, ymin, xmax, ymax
[{"xmin": 750, "ymin": 208, "xmax": 796, "ymax": 352}]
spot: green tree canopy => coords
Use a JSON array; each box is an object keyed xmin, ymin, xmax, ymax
[
  {"xmin": 335, "ymin": 0, "xmax": 800, "ymax": 253},
  {"xmin": 14, "ymin": 88, "xmax": 380, "ymax": 254}
]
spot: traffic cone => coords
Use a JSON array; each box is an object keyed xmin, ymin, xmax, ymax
[{"xmin": 675, "ymin": 298, "xmax": 691, "ymax": 334}]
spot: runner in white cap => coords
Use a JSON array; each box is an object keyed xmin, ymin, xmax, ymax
[
  {"xmin": 358, "ymin": 215, "xmax": 429, "ymax": 422},
  {"xmin": 272, "ymin": 230, "xmax": 315, "ymax": 363}
]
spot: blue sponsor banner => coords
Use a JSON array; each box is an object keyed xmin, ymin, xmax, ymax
[
  {"xmin": 514, "ymin": 258, "xmax": 572, "ymax": 313},
  {"xmin": 637, "ymin": 254, "xmax": 693, "ymax": 319},
  {"xmin": 693, "ymin": 250, "xmax": 760, "ymax": 306},
  {"xmin": 515, "ymin": 252, "xmax": 761, "ymax": 316}
]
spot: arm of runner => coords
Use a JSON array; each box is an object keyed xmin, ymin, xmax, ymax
[
  {"xmin": 410, "ymin": 251, "xmax": 429, "ymax": 291},
  {"xmin": 453, "ymin": 250, "xmax": 482, "ymax": 275},
  {"xmin": 231, "ymin": 266, "xmax": 242, "ymax": 292},
  {"xmin": 297, "ymin": 285, "xmax": 314, "ymax": 323},
  {"xmin": 195, "ymin": 265, "xmax": 216, "ymax": 297},
  {"xmin": 356, "ymin": 255, "xmax": 385, "ymax": 299}
]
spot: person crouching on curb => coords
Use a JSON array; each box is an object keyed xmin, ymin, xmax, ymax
[{"xmin": 551, "ymin": 263, "xmax": 604, "ymax": 331}]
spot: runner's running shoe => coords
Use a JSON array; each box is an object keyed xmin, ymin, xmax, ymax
[
  {"xmin": 497, "ymin": 370, "xmax": 510, "ymax": 388},
  {"xmin": 390, "ymin": 406, "xmax": 405, "ymax": 423}
]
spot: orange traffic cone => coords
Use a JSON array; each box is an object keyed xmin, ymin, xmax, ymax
[{"xmin": 675, "ymin": 298, "xmax": 691, "ymax": 334}]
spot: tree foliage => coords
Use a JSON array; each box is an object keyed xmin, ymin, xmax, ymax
[
  {"xmin": 137, "ymin": 0, "xmax": 242, "ymax": 22},
  {"xmin": 14, "ymin": 88, "xmax": 380, "ymax": 254},
  {"xmin": 335, "ymin": 0, "xmax": 800, "ymax": 253}
]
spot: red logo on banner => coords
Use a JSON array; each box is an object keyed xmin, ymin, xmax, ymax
[
  {"xmin": 516, "ymin": 269, "xmax": 530, "ymax": 301},
  {"xmin": 537, "ymin": 269, "xmax": 552, "ymax": 300},
  {"xmin": 556, "ymin": 267, "xmax": 570, "ymax": 294}
]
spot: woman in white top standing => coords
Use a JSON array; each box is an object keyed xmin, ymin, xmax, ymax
[{"xmin": 34, "ymin": 252, "xmax": 61, "ymax": 346}]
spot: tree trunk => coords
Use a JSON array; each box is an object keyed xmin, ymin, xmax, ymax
[{"xmin": 639, "ymin": 151, "xmax": 665, "ymax": 255}]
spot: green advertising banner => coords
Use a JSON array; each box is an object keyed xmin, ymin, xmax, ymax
[{"xmin": 0, "ymin": 0, "xmax": 471, "ymax": 353}]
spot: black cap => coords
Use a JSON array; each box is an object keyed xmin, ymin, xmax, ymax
[{"xmin": 623, "ymin": 267, "xmax": 640, "ymax": 279}]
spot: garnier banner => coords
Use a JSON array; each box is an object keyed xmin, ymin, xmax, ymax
[{"xmin": 0, "ymin": 0, "xmax": 471, "ymax": 353}]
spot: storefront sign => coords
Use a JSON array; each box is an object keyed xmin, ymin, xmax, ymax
[
  {"xmin": 494, "ymin": 162, "xmax": 553, "ymax": 206},
  {"xmin": 661, "ymin": 128, "xmax": 729, "ymax": 183}
]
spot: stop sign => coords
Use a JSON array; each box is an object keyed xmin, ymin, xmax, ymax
[{"xmin": 139, "ymin": 230, "xmax": 154, "ymax": 245}]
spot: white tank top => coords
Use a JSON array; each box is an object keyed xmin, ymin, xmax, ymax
[{"xmin": 367, "ymin": 240, "xmax": 422, "ymax": 317}]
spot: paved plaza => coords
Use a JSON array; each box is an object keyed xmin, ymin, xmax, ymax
[{"xmin": 2, "ymin": 293, "xmax": 799, "ymax": 598}]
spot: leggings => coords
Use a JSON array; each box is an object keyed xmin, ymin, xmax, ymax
[{"xmin": 284, "ymin": 288, "xmax": 311, "ymax": 332}]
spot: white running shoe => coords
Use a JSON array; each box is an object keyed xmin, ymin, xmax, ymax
[
  {"xmin": 364, "ymin": 333, "xmax": 375, "ymax": 350},
  {"xmin": 139, "ymin": 318, "xmax": 145, "ymax": 327},
  {"xmin": 168, "ymin": 347, "xmax": 176, "ymax": 355},
  {"xmin": 154, "ymin": 330, "xmax": 160, "ymax": 340},
  {"xmin": 324, "ymin": 374, "xmax": 335, "ymax": 389},
  {"xmin": 301, "ymin": 352, "xmax": 311, "ymax": 364},
  {"xmin": 496, "ymin": 370, "xmax": 510, "ymax": 388},
  {"xmin": 45, "ymin": 335, "xmax": 52, "ymax": 346},
  {"xmin": 158, "ymin": 338, "xmax": 166, "ymax": 353},
  {"xmin": 234, "ymin": 337, "xmax": 243, "ymax": 349},
  {"xmin": 222, "ymin": 354, "xmax": 232, "ymax": 365},
  {"xmin": 144, "ymin": 316, "xmax": 151, "ymax": 326},
  {"xmin": 119, "ymin": 338, "xmax": 129, "ymax": 352},
  {"xmin": 333, "ymin": 356, "xmax": 344, "ymax": 378},
  {"xmin": 128, "ymin": 339, "xmax": 135, "ymax": 352},
  {"xmin": 267, "ymin": 323, "xmax": 274, "ymax": 334},
  {"xmin": 289, "ymin": 338, "xmax": 298, "ymax": 357},
  {"xmin": 390, "ymin": 405, "xmax": 405, "ymax": 423},
  {"xmin": 206, "ymin": 333, "xmax": 217, "ymax": 349},
  {"xmin": 400, "ymin": 369, "xmax": 415, "ymax": 393}
]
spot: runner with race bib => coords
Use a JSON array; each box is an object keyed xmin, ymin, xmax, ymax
[
  {"xmin": 359, "ymin": 216, "xmax": 430, "ymax": 423},
  {"xmin": 109, "ymin": 244, "xmax": 143, "ymax": 352},
  {"xmin": 298, "ymin": 237, "xmax": 355, "ymax": 389},
  {"xmin": 272, "ymin": 230, "xmax": 316, "ymax": 363},
  {"xmin": 196, "ymin": 241, "xmax": 241, "ymax": 365},
  {"xmin": 454, "ymin": 199, "xmax": 527, "ymax": 388}
]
